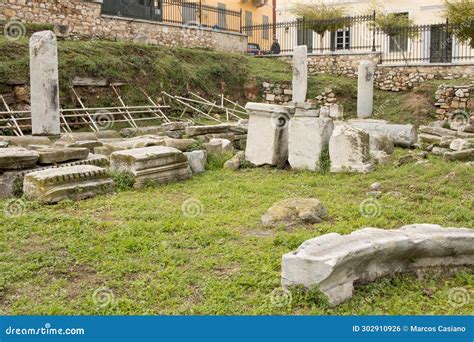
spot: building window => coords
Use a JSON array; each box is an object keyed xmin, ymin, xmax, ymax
[
  {"xmin": 330, "ymin": 28, "xmax": 350, "ymax": 51},
  {"xmin": 263, "ymin": 15, "xmax": 270, "ymax": 40},
  {"xmin": 389, "ymin": 12, "xmax": 409, "ymax": 52},
  {"xmin": 217, "ymin": 3, "xmax": 227, "ymax": 30},
  {"xmin": 245, "ymin": 11, "xmax": 253, "ymax": 37}
]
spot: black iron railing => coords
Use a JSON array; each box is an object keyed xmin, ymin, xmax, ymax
[
  {"xmin": 101, "ymin": 0, "xmax": 242, "ymax": 34},
  {"xmin": 246, "ymin": 14, "xmax": 474, "ymax": 64}
]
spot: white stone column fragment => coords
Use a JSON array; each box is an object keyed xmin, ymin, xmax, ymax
[
  {"xmin": 357, "ymin": 60, "xmax": 375, "ymax": 119},
  {"xmin": 30, "ymin": 31, "xmax": 60, "ymax": 136},
  {"xmin": 292, "ymin": 45, "xmax": 308, "ymax": 103}
]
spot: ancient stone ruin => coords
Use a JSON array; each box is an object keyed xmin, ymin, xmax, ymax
[{"xmin": 281, "ymin": 224, "xmax": 474, "ymax": 306}]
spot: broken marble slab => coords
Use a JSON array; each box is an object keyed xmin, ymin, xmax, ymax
[
  {"xmin": 23, "ymin": 165, "xmax": 114, "ymax": 204},
  {"xmin": 184, "ymin": 150, "xmax": 207, "ymax": 174},
  {"xmin": 0, "ymin": 148, "xmax": 40, "ymax": 170},
  {"xmin": 329, "ymin": 124, "xmax": 374, "ymax": 173},
  {"xmin": 110, "ymin": 146, "xmax": 192, "ymax": 188},
  {"xmin": 94, "ymin": 136, "xmax": 167, "ymax": 157},
  {"xmin": 281, "ymin": 224, "xmax": 474, "ymax": 306},
  {"xmin": 185, "ymin": 124, "xmax": 231, "ymax": 137},
  {"xmin": 0, "ymin": 136, "xmax": 51, "ymax": 147},
  {"xmin": 28, "ymin": 146, "xmax": 90, "ymax": 164}
]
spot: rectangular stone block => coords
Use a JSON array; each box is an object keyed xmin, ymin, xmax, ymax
[
  {"xmin": 31, "ymin": 146, "xmax": 90, "ymax": 164},
  {"xmin": 23, "ymin": 165, "xmax": 114, "ymax": 204},
  {"xmin": 110, "ymin": 146, "xmax": 192, "ymax": 188},
  {"xmin": 245, "ymin": 103, "xmax": 292, "ymax": 167},
  {"xmin": 289, "ymin": 117, "xmax": 334, "ymax": 171},
  {"xmin": 185, "ymin": 125, "xmax": 231, "ymax": 137},
  {"xmin": 0, "ymin": 148, "xmax": 39, "ymax": 170}
]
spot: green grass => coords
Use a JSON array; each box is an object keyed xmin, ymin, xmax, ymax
[{"xmin": 1, "ymin": 150, "xmax": 473, "ymax": 315}]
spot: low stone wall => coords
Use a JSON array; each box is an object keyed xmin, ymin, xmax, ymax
[
  {"xmin": 0, "ymin": 0, "xmax": 247, "ymax": 53},
  {"xmin": 260, "ymin": 81, "xmax": 339, "ymax": 107},
  {"xmin": 434, "ymin": 84, "xmax": 473, "ymax": 120},
  {"xmin": 271, "ymin": 52, "xmax": 474, "ymax": 92},
  {"xmin": 376, "ymin": 65, "xmax": 474, "ymax": 92}
]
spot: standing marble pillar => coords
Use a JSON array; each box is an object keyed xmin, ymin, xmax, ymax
[
  {"xmin": 292, "ymin": 45, "xmax": 308, "ymax": 103},
  {"xmin": 30, "ymin": 31, "xmax": 60, "ymax": 136},
  {"xmin": 357, "ymin": 60, "xmax": 375, "ymax": 119}
]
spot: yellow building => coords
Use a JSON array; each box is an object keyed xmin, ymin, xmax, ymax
[{"xmin": 202, "ymin": 0, "xmax": 274, "ymax": 27}]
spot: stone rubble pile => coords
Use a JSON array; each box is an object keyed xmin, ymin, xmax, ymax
[
  {"xmin": 418, "ymin": 121, "xmax": 474, "ymax": 162},
  {"xmin": 0, "ymin": 120, "xmax": 249, "ymax": 201}
]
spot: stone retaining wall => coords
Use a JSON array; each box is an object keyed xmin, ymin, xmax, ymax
[
  {"xmin": 0, "ymin": 0, "xmax": 247, "ymax": 53},
  {"xmin": 261, "ymin": 81, "xmax": 339, "ymax": 107},
  {"xmin": 270, "ymin": 53, "xmax": 474, "ymax": 92},
  {"xmin": 434, "ymin": 84, "xmax": 473, "ymax": 120}
]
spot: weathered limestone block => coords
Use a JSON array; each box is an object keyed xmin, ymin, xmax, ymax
[
  {"xmin": 120, "ymin": 126, "xmax": 166, "ymax": 138},
  {"xmin": 110, "ymin": 146, "xmax": 192, "ymax": 188},
  {"xmin": 30, "ymin": 31, "xmax": 60, "ymax": 136},
  {"xmin": 288, "ymin": 117, "xmax": 334, "ymax": 171},
  {"xmin": 184, "ymin": 150, "xmax": 207, "ymax": 174},
  {"xmin": 419, "ymin": 126, "xmax": 457, "ymax": 137},
  {"xmin": 329, "ymin": 124, "xmax": 374, "ymax": 173},
  {"xmin": 369, "ymin": 133, "xmax": 394, "ymax": 155},
  {"xmin": 245, "ymin": 103, "xmax": 292, "ymax": 167},
  {"xmin": 349, "ymin": 119, "xmax": 418, "ymax": 147},
  {"xmin": 282, "ymin": 224, "xmax": 474, "ymax": 306},
  {"xmin": 204, "ymin": 138, "xmax": 234, "ymax": 156},
  {"xmin": 0, "ymin": 136, "xmax": 51, "ymax": 147},
  {"xmin": 357, "ymin": 60, "xmax": 375, "ymax": 119},
  {"xmin": 185, "ymin": 124, "xmax": 231, "ymax": 137},
  {"xmin": 32, "ymin": 147, "xmax": 90, "ymax": 164},
  {"xmin": 419, "ymin": 133, "xmax": 443, "ymax": 144},
  {"xmin": 443, "ymin": 148, "xmax": 474, "ymax": 161},
  {"xmin": 262, "ymin": 198, "xmax": 327, "ymax": 227},
  {"xmin": 24, "ymin": 165, "xmax": 114, "ymax": 204},
  {"xmin": 94, "ymin": 136, "xmax": 166, "ymax": 157},
  {"xmin": 0, "ymin": 154, "xmax": 109, "ymax": 199},
  {"xmin": 292, "ymin": 45, "xmax": 308, "ymax": 103},
  {"xmin": 223, "ymin": 151, "xmax": 245, "ymax": 171},
  {"xmin": 0, "ymin": 148, "xmax": 39, "ymax": 170},
  {"xmin": 450, "ymin": 138, "xmax": 472, "ymax": 151},
  {"xmin": 163, "ymin": 138, "xmax": 196, "ymax": 152}
]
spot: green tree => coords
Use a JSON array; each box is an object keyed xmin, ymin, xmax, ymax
[
  {"xmin": 291, "ymin": 1, "xmax": 347, "ymax": 52},
  {"xmin": 444, "ymin": 0, "xmax": 474, "ymax": 48}
]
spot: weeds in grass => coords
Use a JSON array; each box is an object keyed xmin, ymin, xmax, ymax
[
  {"xmin": 319, "ymin": 144, "xmax": 331, "ymax": 174},
  {"xmin": 111, "ymin": 172, "xmax": 135, "ymax": 191},
  {"xmin": 206, "ymin": 153, "xmax": 234, "ymax": 170}
]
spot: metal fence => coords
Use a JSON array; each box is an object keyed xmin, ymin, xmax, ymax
[
  {"xmin": 101, "ymin": 0, "xmax": 242, "ymax": 33},
  {"xmin": 246, "ymin": 14, "xmax": 474, "ymax": 64}
]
